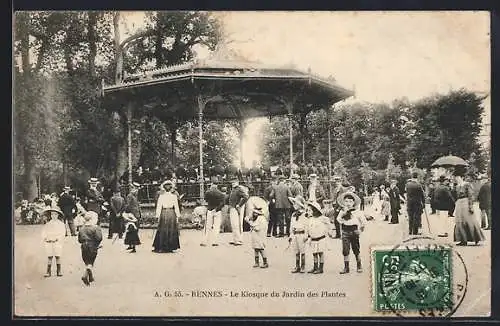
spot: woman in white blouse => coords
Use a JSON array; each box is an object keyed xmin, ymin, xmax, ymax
[{"xmin": 152, "ymin": 180, "xmax": 181, "ymax": 253}]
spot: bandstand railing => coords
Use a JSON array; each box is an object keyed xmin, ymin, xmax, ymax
[{"xmin": 120, "ymin": 179, "xmax": 336, "ymax": 206}]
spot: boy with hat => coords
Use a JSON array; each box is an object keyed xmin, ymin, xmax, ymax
[
  {"xmin": 41, "ymin": 208, "xmax": 66, "ymax": 277},
  {"xmin": 288, "ymin": 196, "xmax": 308, "ymax": 273},
  {"xmin": 244, "ymin": 205, "xmax": 269, "ymax": 268},
  {"xmin": 336, "ymin": 192, "xmax": 367, "ymax": 274},
  {"xmin": 306, "ymin": 201, "xmax": 332, "ymax": 274},
  {"xmin": 78, "ymin": 211, "xmax": 103, "ymax": 286}
]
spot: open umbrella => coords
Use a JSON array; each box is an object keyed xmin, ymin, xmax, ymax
[{"xmin": 431, "ymin": 155, "xmax": 468, "ymax": 168}]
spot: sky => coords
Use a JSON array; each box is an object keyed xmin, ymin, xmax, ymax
[{"xmin": 120, "ymin": 11, "xmax": 490, "ymax": 167}]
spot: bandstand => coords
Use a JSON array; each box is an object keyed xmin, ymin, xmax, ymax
[{"xmin": 101, "ymin": 57, "xmax": 354, "ymax": 202}]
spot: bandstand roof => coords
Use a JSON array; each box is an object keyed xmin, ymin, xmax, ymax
[{"xmin": 102, "ymin": 58, "xmax": 355, "ymax": 121}]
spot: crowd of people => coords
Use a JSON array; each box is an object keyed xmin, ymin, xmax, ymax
[{"xmin": 29, "ymin": 164, "xmax": 490, "ymax": 285}]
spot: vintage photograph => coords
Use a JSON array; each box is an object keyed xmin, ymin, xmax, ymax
[{"xmin": 13, "ymin": 11, "xmax": 491, "ymax": 317}]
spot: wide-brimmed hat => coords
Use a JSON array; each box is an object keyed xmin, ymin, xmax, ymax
[
  {"xmin": 88, "ymin": 177, "xmax": 99, "ymax": 184},
  {"xmin": 337, "ymin": 191, "xmax": 361, "ymax": 208},
  {"xmin": 63, "ymin": 186, "xmax": 71, "ymax": 191},
  {"xmin": 161, "ymin": 180, "xmax": 173, "ymax": 190},
  {"xmin": 131, "ymin": 182, "xmax": 141, "ymax": 188},
  {"xmin": 309, "ymin": 174, "xmax": 318, "ymax": 179},
  {"xmin": 307, "ymin": 201, "xmax": 323, "ymax": 215},
  {"xmin": 122, "ymin": 212, "xmax": 137, "ymax": 222},
  {"xmin": 42, "ymin": 208, "xmax": 64, "ymax": 219},
  {"xmin": 84, "ymin": 211, "xmax": 98, "ymax": 222},
  {"xmin": 288, "ymin": 195, "xmax": 306, "ymax": 209},
  {"xmin": 253, "ymin": 206, "xmax": 264, "ymax": 215}
]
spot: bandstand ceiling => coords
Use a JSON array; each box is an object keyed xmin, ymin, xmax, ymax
[{"xmin": 102, "ymin": 59, "xmax": 355, "ymax": 121}]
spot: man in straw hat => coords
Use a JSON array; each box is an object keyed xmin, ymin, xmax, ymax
[
  {"xmin": 336, "ymin": 191, "xmax": 367, "ymax": 274},
  {"xmin": 78, "ymin": 211, "xmax": 103, "ymax": 286},
  {"xmin": 58, "ymin": 186, "xmax": 77, "ymax": 237},
  {"xmin": 288, "ymin": 195, "xmax": 308, "ymax": 273},
  {"xmin": 228, "ymin": 179, "xmax": 249, "ymax": 246},
  {"xmin": 41, "ymin": 207, "xmax": 66, "ymax": 277},
  {"xmin": 244, "ymin": 205, "xmax": 269, "ymax": 268},
  {"xmin": 306, "ymin": 201, "xmax": 332, "ymax": 274}
]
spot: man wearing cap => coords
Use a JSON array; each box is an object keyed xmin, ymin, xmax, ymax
[
  {"xmin": 330, "ymin": 176, "xmax": 347, "ymax": 239},
  {"xmin": 270, "ymin": 175, "xmax": 293, "ymax": 237},
  {"xmin": 433, "ymin": 176, "xmax": 455, "ymax": 237},
  {"xmin": 478, "ymin": 175, "xmax": 491, "ymax": 230},
  {"xmin": 85, "ymin": 178, "xmax": 105, "ymax": 224},
  {"xmin": 108, "ymin": 187, "xmax": 126, "ymax": 240},
  {"xmin": 58, "ymin": 186, "xmax": 77, "ymax": 236},
  {"xmin": 228, "ymin": 179, "xmax": 249, "ymax": 245},
  {"xmin": 201, "ymin": 183, "xmax": 226, "ymax": 246},
  {"xmin": 405, "ymin": 172, "xmax": 426, "ymax": 236},
  {"xmin": 289, "ymin": 174, "xmax": 304, "ymax": 198},
  {"xmin": 388, "ymin": 179, "xmax": 402, "ymax": 224},
  {"xmin": 264, "ymin": 177, "xmax": 278, "ymax": 237}
]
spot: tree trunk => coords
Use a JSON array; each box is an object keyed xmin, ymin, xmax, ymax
[
  {"xmin": 88, "ymin": 11, "xmax": 98, "ymax": 78},
  {"xmin": 23, "ymin": 148, "xmax": 38, "ymax": 201},
  {"xmin": 113, "ymin": 12, "xmax": 122, "ymax": 83},
  {"xmin": 171, "ymin": 128, "xmax": 177, "ymax": 166}
]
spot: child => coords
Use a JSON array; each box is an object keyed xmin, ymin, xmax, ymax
[
  {"xmin": 336, "ymin": 192, "xmax": 367, "ymax": 274},
  {"xmin": 41, "ymin": 208, "xmax": 66, "ymax": 277},
  {"xmin": 288, "ymin": 195, "xmax": 308, "ymax": 273},
  {"xmin": 78, "ymin": 211, "xmax": 103, "ymax": 286},
  {"xmin": 322, "ymin": 199, "xmax": 338, "ymax": 238},
  {"xmin": 244, "ymin": 206, "xmax": 269, "ymax": 268},
  {"xmin": 123, "ymin": 212, "xmax": 141, "ymax": 253},
  {"xmin": 306, "ymin": 201, "xmax": 332, "ymax": 274}
]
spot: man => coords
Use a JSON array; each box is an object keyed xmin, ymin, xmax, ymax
[
  {"xmin": 330, "ymin": 175, "xmax": 347, "ymax": 238},
  {"xmin": 108, "ymin": 187, "xmax": 126, "ymax": 239},
  {"xmin": 388, "ymin": 179, "xmax": 401, "ymax": 224},
  {"xmin": 58, "ymin": 186, "xmax": 77, "ymax": 236},
  {"xmin": 264, "ymin": 178, "xmax": 278, "ymax": 237},
  {"xmin": 85, "ymin": 178, "xmax": 105, "ymax": 224},
  {"xmin": 201, "ymin": 183, "xmax": 226, "ymax": 246},
  {"xmin": 306, "ymin": 174, "xmax": 326, "ymax": 205},
  {"xmin": 289, "ymin": 174, "xmax": 304, "ymax": 197},
  {"xmin": 478, "ymin": 176, "xmax": 491, "ymax": 230},
  {"xmin": 405, "ymin": 172, "xmax": 426, "ymax": 236},
  {"xmin": 271, "ymin": 175, "xmax": 293, "ymax": 237},
  {"xmin": 228, "ymin": 179, "xmax": 249, "ymax": 245},
  {"xmin": 125, "ymin": 182, "xmax": 142, "ymax": 237},
  {"xmin": 448, "ymin": 180, "xmax": 457, "ymax": 217},
  {"xmin": 433, "ymin": 176, "xmax": 455, "ymax": 237},
  {"xmin": 428, "ymin": 180, "xmax": 437, "ymax": 214}
]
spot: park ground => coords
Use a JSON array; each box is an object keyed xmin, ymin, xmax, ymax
[{"xmin": 14, "ymin": 204, "xmax": 490, "ymax": 317}]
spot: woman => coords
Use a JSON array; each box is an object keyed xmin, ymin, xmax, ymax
[
  {"xmin": 453, "ymin": 171, "xmax": 485, "ymax": 246},
  {"xmin": 366, "ymin": 187, "xmax": 382, "ymax": 221},
  {"xmin": 152, "ymin": 180, "xmax": 181, "ymax": 253},
  {"xmin": 379, "ymin": 184, "xmax": 391, "ymax": 221}
]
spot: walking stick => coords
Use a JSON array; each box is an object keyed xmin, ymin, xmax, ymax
[
  {"xmin": 423, "ymin": 203, "xmax": 432, "ymax": 235},
  {"xmin": 111, "ymin": 233, "xmax": 120, "ymax": 244}
]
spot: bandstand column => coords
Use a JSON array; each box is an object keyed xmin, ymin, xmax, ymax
[
  {"xmin": 197, "ymin": 96, "xmax": 206, "ymax": 202},
  {"xmin": 286, "ymin": 101, "xmax": 294, "ymax": 170},
  {"xmin": 127, "ymin": 104, "xmax": 133, "ymax": 186},
  {"xmin": 239, "ymin": 119, "xmax": 245, "ymax": 169}
]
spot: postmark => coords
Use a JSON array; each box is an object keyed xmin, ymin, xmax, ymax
[{"xmin": 371, "ymin": 236, "xmax": 468, "ymax": 317}]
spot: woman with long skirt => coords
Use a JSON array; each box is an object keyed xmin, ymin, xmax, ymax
[
  {"xmin": 453, "ymin": 171, "xmax": 485, "ymax": 246},
  {"xmin": 152, "ymin": 180, "xmax": 181, "ymax": 253}
]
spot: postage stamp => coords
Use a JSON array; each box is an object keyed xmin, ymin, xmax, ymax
[{"xmin": 371, "ymin": 236, "xmax": 468, "ymax": 317}]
